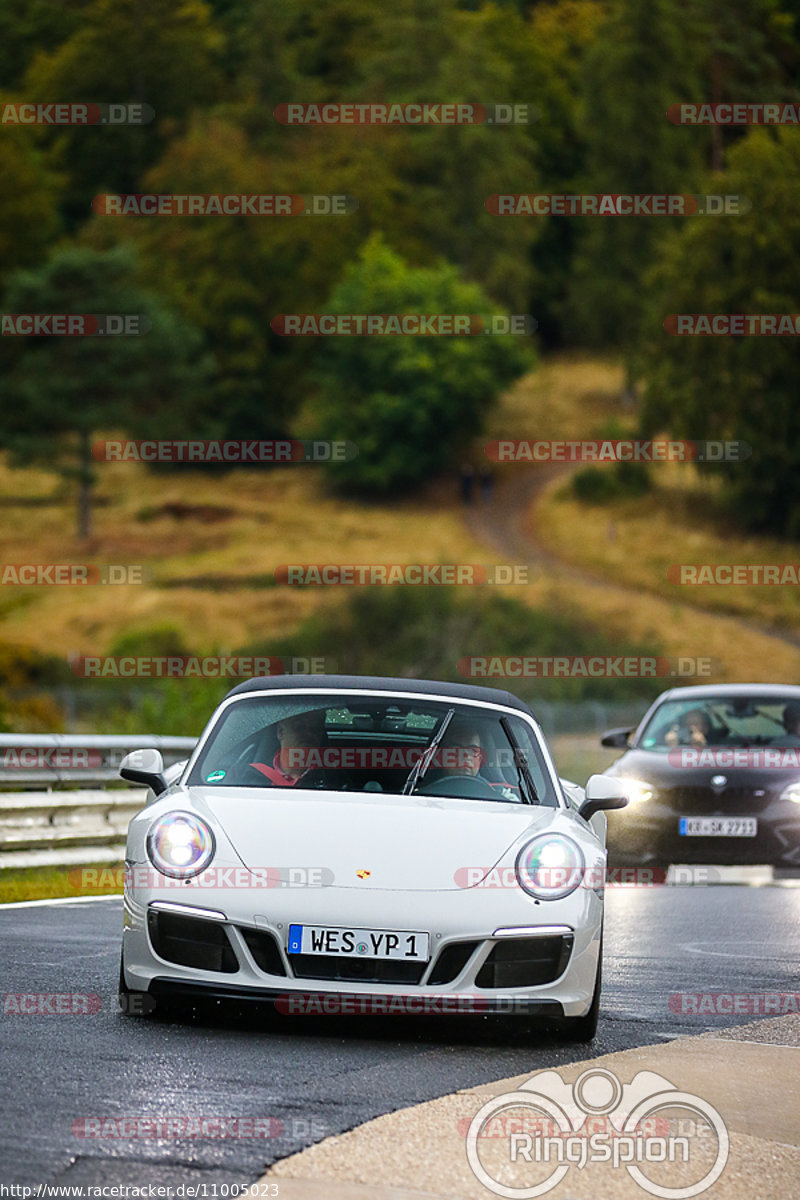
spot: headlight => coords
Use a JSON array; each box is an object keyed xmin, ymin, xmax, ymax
[
  {"xmin": 147, "ymin": 811, "xmax": 215, "ymax": 879},
  {"xmin": 780, "ymin": 781, "xmax": 800, "ymax": 804},
  {"xmin": 515, "ymin": 834, "xmax": 584, "ymax": 900},
  {"xmin": 621, "ymin": 778, "xmax": 654, "ymax": 803}
]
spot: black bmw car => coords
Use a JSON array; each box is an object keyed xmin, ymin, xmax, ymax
[{"xmin": 600, "ymin": 684, "xmax": 800, "ymax": 869}]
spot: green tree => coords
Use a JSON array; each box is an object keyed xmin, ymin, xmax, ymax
[
  {"xmin": 0, "ymin": 245, "xmax": 213, "ymax": 537},
  {"xmin": 638, "ymin": 127, "xmax": 800, "ymax": 536},
  {"xmin": 564, "ymin": 0, "xmax": 705, "ymax": 353},
  {"xmin": 696, "ymin": 0, "xmax": 798, "ymax": 171},
  {"xmin": 0, "ymin": 129, "xmax": 61, "ymax": 288},
  {"xmin": 22, "ymin": 0, "xmax": 222, "ymax": 223},
  {"xmin": 0, "ymin": 0, "xmax": 93, "ymax": 88},
  {"xmin": 308, "ymin": 235, "xmax": 533, "ymax": 494}
]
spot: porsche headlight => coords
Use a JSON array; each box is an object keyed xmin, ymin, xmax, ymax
[
  {"xmin": 780, "ymin": 781, "xmax": 800, "ymax": 804},
  {"xmin": 147, "ymin": 811, "xmax": 215, "ymax": 879},
  {"xmin": 515, "ymin": 834, "xmax": 585, "ymax": 900},
  {"xmin": 622, "ymin": 778, "xmax": 655, "ymax": 804}
]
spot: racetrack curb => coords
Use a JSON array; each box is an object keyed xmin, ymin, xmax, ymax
[{"xmin": 246, "ymin": 1015, "xmax": 800, "ymax": 1199}]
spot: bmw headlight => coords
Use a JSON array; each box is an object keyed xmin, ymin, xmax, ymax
[
  {"xmin": 515, "ymin": 834, "xmax": 585, "ymax": 900},
  {"xmin": 147, "ymin": 811, "xmax": 215, "ymax": 879},
  {"xmin": 780, "ymin": 781, "xmax": 800, "ymax": 804},
  {"xmin": 622, "ymin": 778, "xmax": 654, "ymax": 804}
]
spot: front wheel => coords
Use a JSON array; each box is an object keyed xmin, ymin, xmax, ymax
[
  {"xmin": 557, "ymin": 934, "xmax": 602, "ymax": 1043},
  {"xmin": 118, "ymin": 948, "xmax": 156, "ymax": 1017}
]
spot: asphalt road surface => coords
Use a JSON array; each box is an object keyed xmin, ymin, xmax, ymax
[{"xmin": 1, "ymin": 884, "xmax": 799, "ymax": 1189}]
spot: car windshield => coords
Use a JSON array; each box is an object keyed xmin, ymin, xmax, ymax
[
  {"xmin": 186, "ymin": 692, "xmax": 558, "ymax": 806},
  {"xmin": 637, "ymin": 695, "xmax": 800, "ymax": 750}
]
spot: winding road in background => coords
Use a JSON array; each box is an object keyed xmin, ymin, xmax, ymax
[{"xmin": 461, "ymin": 462, "xmax": 800, "ymax": 653}]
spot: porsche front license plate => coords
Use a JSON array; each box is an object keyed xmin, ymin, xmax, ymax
[
  {"xmin": 287, "ymin": 924, "xmax": 430, "ymax": 961},
  {"xmin": 679, "ymin": 817, "xmax": 757, "ymax": 837}
]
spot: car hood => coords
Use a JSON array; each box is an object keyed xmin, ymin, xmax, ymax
[
  {"xmin": 605, "ymin": 747, "xmax": 800, "ymax": 790},
  {"xmin": 189, "ymin": 786, "xmax": 557, "ymax": 891}
]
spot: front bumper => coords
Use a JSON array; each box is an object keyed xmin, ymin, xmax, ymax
[
  {"xmin": 607, "ymin": 803, "xmax": 800, "ymax": 867},
  {"xmin": 122, "ymin": 874, "xmax": 603, "ymax": 1018}
]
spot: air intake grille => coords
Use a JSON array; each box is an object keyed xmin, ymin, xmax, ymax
[
  {"xmin": 147, "ymin": 910, "xmax": 237, "ymax": 973},
  {"xmin": 475, "ymin": 934, "xmax": 573, "ymax": 989}
]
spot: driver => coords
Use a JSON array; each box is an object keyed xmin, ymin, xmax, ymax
[
  {"xmin": 249, "ymin": 710, "xmax": 326, "ymax": 787},
  {"xmin": 430, "ymin": 719, "xmax": 519, "ymax": 800},
  {"xmin": 435, "ymin": 719, "xmax": 485, "ymax": 777},
  {"xmin": 664, "ymin": 708, "xmax": 712, "ymax": 747}
]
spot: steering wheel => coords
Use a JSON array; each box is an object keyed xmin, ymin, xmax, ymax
[{"xmin": 416, "ymin": 774, "xmax": 500, "ymax": 800}]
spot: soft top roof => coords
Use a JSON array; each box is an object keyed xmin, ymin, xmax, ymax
[
  {"xmin": 224, "ymin": 674, "xmax": 536, "ymax": 719},
  {"xmin": 656, "ymin": 683, "xmax": 800, "ymax": 702}
]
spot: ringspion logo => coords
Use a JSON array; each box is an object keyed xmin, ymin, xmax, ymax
[{"xmin": 466, "ymin": 1067, "xmax": 728, "ymax": 1198}]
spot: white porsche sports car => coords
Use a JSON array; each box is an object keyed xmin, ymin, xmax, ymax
[{"xmin": 118, "ymin": 676, "xmax": 626, "ymax": 1039}]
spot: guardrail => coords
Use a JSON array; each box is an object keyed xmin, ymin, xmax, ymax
[{"xmin": 0, "ymin": 735, "xmax": 196, "ymax": 871}]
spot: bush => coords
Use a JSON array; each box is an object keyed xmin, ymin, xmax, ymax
[{"xmin": 309, "ymin": 235, "xmax": 533, "ymax": 495}]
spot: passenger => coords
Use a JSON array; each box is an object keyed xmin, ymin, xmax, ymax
[
  {"xmin": 770, "ymin": 702, "xmax": 800, "ymax": 746},
  {"xmin": 249, "ymin": 711, "xmax": 326, "ymax": 786}
]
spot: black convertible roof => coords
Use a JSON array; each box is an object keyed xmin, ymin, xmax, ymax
[
  {"xmin": 224, "ymin": 674, "xmax": 536, "ymax": 719},
  {"xmin": 656, "ymin": 682, "xmax": 800, "ymax": 702}
]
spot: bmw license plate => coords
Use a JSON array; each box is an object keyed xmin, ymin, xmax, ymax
[
  {"xmin": 679, "ymin": 817, "xmax": 757, "ymax": 837},
  {"xmin": 287, "ymin": 924, "xmax": 429, "ymax": 961}
]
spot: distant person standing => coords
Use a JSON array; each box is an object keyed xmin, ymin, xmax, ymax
[{"xmin": 479, "ymin": 464, "xmax": 494, "ymax": 503}]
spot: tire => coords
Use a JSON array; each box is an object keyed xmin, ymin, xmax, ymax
[
  {"xmin": 118, "ymin": 948, "xmax": 156, "ymax": 1017},
  {"xmin": 557, "ymin": 933, "xmax": 602, "ymax": 1043}
]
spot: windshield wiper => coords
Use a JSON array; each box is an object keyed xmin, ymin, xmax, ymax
[
  {"xmin": 500, "ymin": 717, "xmax": 537, "ymax": 805},
  {"xmin": 402, "ymin": 707, "xmax": 455, "ymax": 795}
]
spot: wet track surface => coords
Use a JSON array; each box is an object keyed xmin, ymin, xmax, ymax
[{"xmin": 1, "ymin": 885, "xmax": 799, "ymax": 1188}]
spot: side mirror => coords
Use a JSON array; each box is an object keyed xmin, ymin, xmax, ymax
[
  {"xmin": 579, "ymin": 774, "xmax": 629, "ymax": 822},
  {"xmin": 601, "ymin": 726, "xmax": 634, "ymax": 749},
  {"xmin": 120, "ymin": 748, "xmax": 168, "ymax": 796}
]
